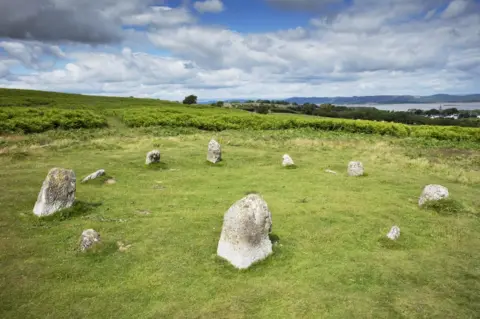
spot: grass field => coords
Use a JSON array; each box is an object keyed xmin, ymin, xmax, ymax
[
  {"xmin": 1, "ymin": 88, "xmax": 479, "ymax": 142},
  {"xmin": 1, "ymin": 123, "xmax": 479, "ymax": 318}
]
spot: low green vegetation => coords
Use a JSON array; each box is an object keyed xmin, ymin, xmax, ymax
[
  {"xmin": 0, "ymin": 127, "xmax": 479, "ymax": 318},
  {"xmin": 1, "ymin": 88, "xmax": 479, "ymax": 142},
  {"xmin": 0, "ymin": 107, "xmax": 108, "ymax": 133},
  {"xmin": 120, "ymin": 107, "xmax": 480, "ymax": 142}
]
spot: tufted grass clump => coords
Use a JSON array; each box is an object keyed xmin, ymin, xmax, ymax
[{"xmin": 421, "ymin": 198, "xmax": 465, "ymax": 215}]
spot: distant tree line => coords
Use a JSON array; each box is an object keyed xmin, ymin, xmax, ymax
[
  {"xmin": 183, "ymin": 95, "xmax": 479, "ymax": 127},
  {"xmin": 292, "ymin": 104, "xmax": 480, "ymax": 127}
]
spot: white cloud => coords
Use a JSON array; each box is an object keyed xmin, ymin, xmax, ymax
[
  {"xmin": 122, "ymin": 6, "xmax": 196, "ymax": 27},
  {"xmin": 193, "ymin": 0, "xmax": 225, "ymax": 13},
  {"xmin": 0, "ymin": 41, "xmax": 65, "ymax": 69},
  {"xmin": 442, "ymin": 0, "xmax": 469, "ymax": 19},
  {"xmin": 1, "ymin": 0, "xmax": 480, "ymax": 99}
]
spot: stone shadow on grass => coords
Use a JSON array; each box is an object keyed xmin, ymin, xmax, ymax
[
  {"xmin": 205, "ymin": 160, "xmax": 225, "ymax": 167},
  {"xmin": 77, "ymin": 241, "xmax": 119, "ymax": 260},
  {"xmin": 269, "ymin": 233, "xmax": 280, "ymax": 244},
  {"xmin": 377, "ymin": 235, "xmax": 408, "ymax": 250},
  {"xmin": 421, "ymin": 198, "xmax": 471, "ymax": 217},
  {"xmin": 40, "ymin": 200, "xmax": 102, "ymax": 221},
  {"xmin": 145, "ymin": 161, "xmax": 169, "ymax": 171}
]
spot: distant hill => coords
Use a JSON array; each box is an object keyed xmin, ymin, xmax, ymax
[{"xmin": 285, "ymin": 94, "xmax": 480, "ymax": 105}]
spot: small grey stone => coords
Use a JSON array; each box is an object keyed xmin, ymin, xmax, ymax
[
  {"xmin": 386, "ymin": 226, "xmax": 400, "ymax": 240},
  {"xmin": 146, "ymin": 150, "xmax": 161, "ymax": 165},
  {"xmin": 347, "ymin": 161, "xmax": 364, "ymax": 176},
  {"xmin": 33, "ymin": 168, "xmax": 76, "ymax": 217},
  {"xmin": 81, "ymin": 169, "xmax": 105, "ymax": 183},
  {"xmin": 217, "ymin": 194, "xmax": 273, "ymax": 269},
  {"xmin": 282, "ymin": 154, "xmax": 294, "ymax": 166},
  {"xmin": 325, "ymin": 169, "xmax": 337, "ymax": 174},
  {"xmin": 418, "ymin": 184, "xmax": 449, "ymax": 206},
  {"xmin": 207, "ymin": 139, "xmax": 222, "ymax": 164},
  {"xmin": 80, "ymin": 229, "xmax": 100, "ymax": 251}
]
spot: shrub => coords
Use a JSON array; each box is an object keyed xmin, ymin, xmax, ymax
[
  {"xmin": 119, "ymin": 107, "xmax": 480, "ymax": 142},
  {"xmin": 0, "ymin": 108, "xmax": 108, "ymax": 134}
]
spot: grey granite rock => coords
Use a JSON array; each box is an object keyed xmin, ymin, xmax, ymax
[
  {"xmin": 217, "ymin": 194, "xmax": 273, "ymax": 269},
  {"xmin": 33, "ymin": 168, "xmax": 76, "ymax": 217}
]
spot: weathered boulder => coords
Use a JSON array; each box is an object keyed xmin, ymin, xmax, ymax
[
  {"xmin": 386, "ymin": 226, "xmax": 400, "ymax": 240},
  {"xmin": 80, "ymin": 229, "xmax": 101, "ymax": 251},
  {"xmin": 33, "ymin": 168, "xmax": 76, "ymax": 217},
  {"xmin": 282, "ymin": 154, "xmax": 294, "ymax": 166},
  {"xmin": 207, "ymin": 139, "xmax": 222, "ymax": 164},
  {"xmin": 418, "ymin": 184, "xmax": 449, "ymax": 206},
  {"xmin": 146, "ymin": 150, "xmax": 161, "ymax": 165},
  {"xmin": 217, "ymin": 194, "xmax": 273, "ymax": 269},
  {"xmin": 81, "ymin": 169, "xmax": 105, "ymax": 183},
  {"xmin": 347, "ymin": 161, "xmax": 364, "ymax": 176}
]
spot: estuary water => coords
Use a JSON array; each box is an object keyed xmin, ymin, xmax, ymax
[{"xmin": 346, "ymin": 102, "xmax": 480, "ymax": 111}]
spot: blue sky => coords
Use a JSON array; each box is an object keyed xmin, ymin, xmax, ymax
[{"xmin": 0, "ymin": 0, "xmax": 479, "ymax": 100}]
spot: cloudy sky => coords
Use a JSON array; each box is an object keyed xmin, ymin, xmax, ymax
[{"xmin": 0, "ymin": 0, "xmax": 479, "ymax": 100}]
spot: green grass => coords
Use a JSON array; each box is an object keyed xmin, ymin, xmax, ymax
[
  {"xmin": 1, "ymin": 88, "xmax": 480, "ymax": 142},
  {"xmin": 1, "ymin": 128, "xmax": 479, "ymax": 318}
]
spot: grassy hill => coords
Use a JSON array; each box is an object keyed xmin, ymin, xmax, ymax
[
  {"xmin": 0, "ymin": 88, "xmax": 479, "ymax": 318},
  {"xmin": 1, "ymin": 88, "xmax": 479, "ymax": 142}
]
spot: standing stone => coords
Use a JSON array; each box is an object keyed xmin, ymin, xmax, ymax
[
  {"xmin": 81, "ymin": 169, "xmax": 105, "ymax": 183},
  {"xmin": 418, "ymin": 184, "xmax": 449, "ymax": 206},
  {"xmin": 80, "ymin": 229, "xmax": 101, "ymax": 251},
  {"xmin": 386, "ymin": 226, "xmax": 400, "ymax": 240},
  {"xmin": 33, "ymin": 168, "xmax": 76, "ymax": 217},
  {"xmin": 207, "ymin": 139, "xmax": 222, "ymax": 164},
  {"xmin": 217, "ymin": 194, "xmax": 273, "ymax": 269},
  {"xmin": 347, "ymin": 161, "xmax": 364, "ymax": 176},
  {"xmin": 146, "ymin": 150, "xmax": 161, "ymax": 165},
  {"xmin": 282, "ymin": 154, "xmax": 294, "ymax": 167}
]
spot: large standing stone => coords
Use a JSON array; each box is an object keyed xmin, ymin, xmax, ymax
[
  {"xmin": 80, "ymin": 229, "xmax": 101, "ymax": 251},
  {"xmin": 33, "ymin": 168, "xmax": 76, "ymax": 217},
  {"xmin": 347, "ymin": 161, "xmax": 364, "ymax": 176},
  {"xmin": 207, "ymin": 139, "xmax": 222, "ymax": 164},
  {"xmin": 81, "ymin": 169, "xmax": 105, "ymax": 183},
  {"xmin": 217, "ymin": 194, "xmax": 273, "ymax": 269},
  {"xmin": 418, "ymin": 184, "xmax": 449, "ymax": 206},
  {"xmin": 386, "ymin": 226, "xmax": 400, "ymax": 240},
  {"xmin": 146, "ymin": 150, "xmax": 161, "ymax": 165},
  {"xmin": 282, "ymin": 154, "xmax": 294, "ymax": 167}
]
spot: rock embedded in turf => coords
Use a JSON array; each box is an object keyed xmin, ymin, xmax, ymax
[
  {"xmin": 282, "ymin": 154, "xmax": 294, "ymax": 167},
  {"xmin": 418, "ymin": 184, "xmax": 449, "ymax": 206},
  {"xmin": 146, "ymin": 150, "xmax": 161, "ymax": 165},
  {"xmin": 386, "ymin": 226, "xmax": 400, "ymax": 240},
  {"xmin": 80, "ymin": 229, "xmax": 101, "ymax": 251},
  {"xmin": 217, "ymin": 194, "xmax": 273, "ymax": 269},
  {"xmin": 347, "ymin": 161, "xmax": 364, "ymax": 176},
  {"xmin": 81, "ymin": 169, "xmax": 105, "ymax": 183},
  {"xmin": 33, "ymin": 168, "xmax": 76, "ymax": 217},
  {"xmin": 104, "ymin": 178, "xmax": 116, "ymax": 185},
  {"xmin": 207, "ymin": 139, "xmax": 222, "ymax": 164},
  {"xmin": 325, "ymin": 169, "xmax": 337, "ymax": 174}
]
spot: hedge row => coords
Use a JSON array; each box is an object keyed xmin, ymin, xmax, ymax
[
  {"xmin": 0, "ymin": 108, "xmax": 108, "ymax": 133},
  {"xmin": 120, "ymin": 108, "xmax": 480, "ymax": 142}
]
